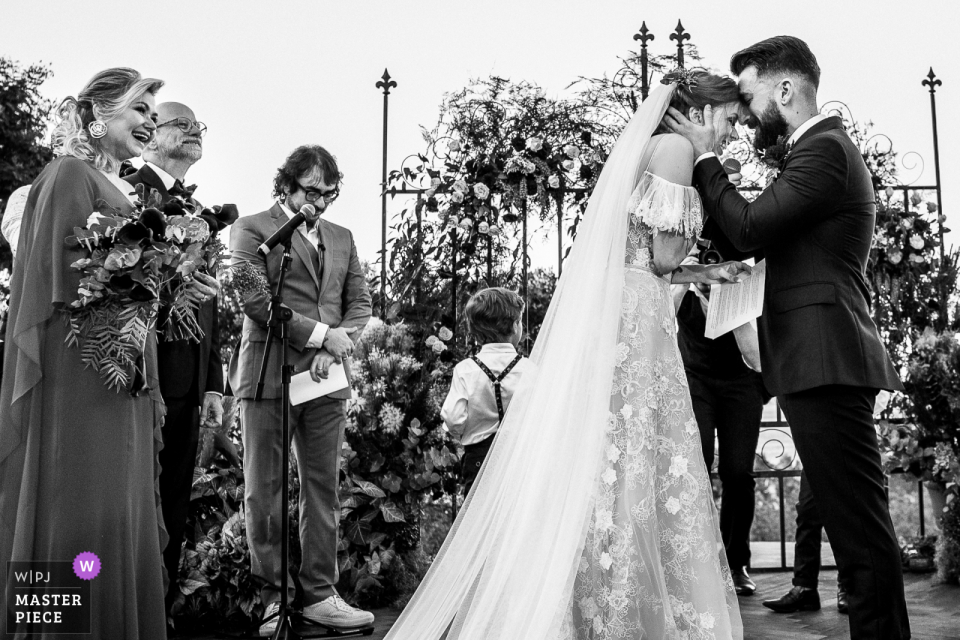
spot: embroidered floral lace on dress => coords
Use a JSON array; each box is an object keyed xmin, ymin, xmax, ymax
[
  {"xmin": 562, "ymin": 171, "xmax": 736, "ymax": 639},
  {"xmin": 624, "ymin": 171, "xmax": 704, "ymax": 272}
]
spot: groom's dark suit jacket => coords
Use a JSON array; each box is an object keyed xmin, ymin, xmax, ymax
[
  {"xmin": 693, "ymin": 116, "xmax": 902, "ymax": 397},
  {"xmin": 124, "ymin": 164, "xmax": 223, "ymax": 404}
]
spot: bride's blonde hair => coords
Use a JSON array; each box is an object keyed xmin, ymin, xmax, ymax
[{"xmin": 52, "ymin": 67, "xmax": 163, "ymax": 173}]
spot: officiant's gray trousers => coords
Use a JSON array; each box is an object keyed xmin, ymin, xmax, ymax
[{"xmin": 241, "ymin": 396, "xmax": 346, "ymax": 607}]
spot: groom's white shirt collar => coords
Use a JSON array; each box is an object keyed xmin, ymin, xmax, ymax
[
  {"xmin": 786, "ymin": 113, "xmax": 827, "ymax": 147},
  {"xmin": 145, "ymin": 161, "xmax": 177, "ymax": 191}
]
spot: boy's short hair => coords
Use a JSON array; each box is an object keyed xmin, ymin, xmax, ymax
[{"xmin": 465, "ymin": 288, "xmax": 524, "ymax": 344}]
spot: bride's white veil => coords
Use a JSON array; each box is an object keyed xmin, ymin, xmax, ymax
[{"xmin": 385, "ymin": 83, "xmax": 679, "ymax": 640}]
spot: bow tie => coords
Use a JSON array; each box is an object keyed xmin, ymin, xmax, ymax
[{"xmin": 169, "ymin": 180, "xmax": 197, "ymax": 199}]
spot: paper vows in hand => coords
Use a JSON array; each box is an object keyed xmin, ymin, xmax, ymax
[
  {"xmin": 704, "ymin": 259, "xmax": 766, "ymax": 340},
  {"xmin": 290, "ymin": 363, "xmax": 349, "ymax": 405}
]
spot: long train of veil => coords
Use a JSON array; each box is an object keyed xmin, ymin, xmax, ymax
[{"xmin": 384, "ymin": 83, "xmax": 738, "ymax": 640}]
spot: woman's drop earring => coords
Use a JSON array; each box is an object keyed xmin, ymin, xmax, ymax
[{"xmin": 88, "ymin": 120, "xmax": 108, "ymax": 139}]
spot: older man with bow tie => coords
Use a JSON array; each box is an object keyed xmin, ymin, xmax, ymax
[{"xmin": 123, "ymin": 101, "xmax": 236, "ymax": 618}]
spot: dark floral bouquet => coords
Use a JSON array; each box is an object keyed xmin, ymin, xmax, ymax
[{"xmin": 63, "ymin": 184, "xmax": 237, "ymax": 391}]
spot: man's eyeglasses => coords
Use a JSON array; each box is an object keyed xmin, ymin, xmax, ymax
[
  {"xmin": 157, "ymin": 117, "xmax": 207, "ymax": 137},
  {"xmin": 296, "ymin": 181, "xmax": 340, "ymax": 204}
]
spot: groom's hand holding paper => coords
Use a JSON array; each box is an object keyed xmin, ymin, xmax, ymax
[{"xmin": 704, "ymin": 259, "xmax": 766, "ymax": 339}]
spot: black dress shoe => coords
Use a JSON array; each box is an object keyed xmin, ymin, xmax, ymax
[
  {"xmin": 762, "ymin": 586, "xmax": 821, "ymax": 613},
  {"xmin": 837, "ymin": 584, "xmax": 849, "ymax": 614},
  {"xmin": 731, "ymin": 566, "xmax": 756, "ymax": 596}
]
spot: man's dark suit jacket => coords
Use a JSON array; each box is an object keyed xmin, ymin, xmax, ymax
[
  {"xmin": 693, "ymin": 116, "xmax": 902, "ymax": 397},
  {"xmin": 124, "ymin": 164, "xmax": 223, "ymax": 404}
]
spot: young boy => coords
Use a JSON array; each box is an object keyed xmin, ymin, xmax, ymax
[{"xmin": 441, "ymin": 287, "xmax": 533, "ymax": 495}]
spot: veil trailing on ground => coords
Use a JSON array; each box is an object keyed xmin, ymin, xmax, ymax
[{"xmin": 385, "ymin": 84, "xmax": 701, "ymax": 640}]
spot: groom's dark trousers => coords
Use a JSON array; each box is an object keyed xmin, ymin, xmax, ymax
[{"xmin": 694, "ymin": 116, "xmax": 910, "ymax": 640}]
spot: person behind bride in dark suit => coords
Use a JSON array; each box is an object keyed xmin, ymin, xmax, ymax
[
  {"xmin": 123, "ymin": 101, "xmax": 239, "ymax": 618},
  {"xmin": 0, "ymin": 67, "xmax": 216, "ymax": 639}
]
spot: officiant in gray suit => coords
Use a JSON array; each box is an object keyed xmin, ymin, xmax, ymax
[{"xmin": 228, "ymin": 145, "xmax": 372, "ymax": 636}]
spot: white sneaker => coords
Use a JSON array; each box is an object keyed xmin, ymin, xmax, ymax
[
  {"xmin": 302, "ymin": 595, "xmax": 375, "ymax": 630},
  {"xmin": 259, "ymin": 601, "xmax": 280, "ymax": 637}
]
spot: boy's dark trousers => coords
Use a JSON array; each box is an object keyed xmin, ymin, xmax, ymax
[{"xmin": 461, "ymin": 435, "xmax": 495, "ymax": 495}]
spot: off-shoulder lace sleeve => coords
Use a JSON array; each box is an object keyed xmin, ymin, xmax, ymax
[{"xmin": 626, "ymin": 171, "xmax": 703, "ymax": 239}]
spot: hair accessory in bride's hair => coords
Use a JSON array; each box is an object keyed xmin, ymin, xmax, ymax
[{"xmin": 661, "ymin": 67, "xmax": 699, "ymax": 89}]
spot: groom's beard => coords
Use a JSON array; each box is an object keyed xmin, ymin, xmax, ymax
[{"xmin": 752, "ymin": 99, "xmax": 790, "ymax": 152}]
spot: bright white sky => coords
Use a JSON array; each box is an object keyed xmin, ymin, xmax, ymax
[{"xmin": 4, "ymin": 0, "xmax": 958, "ymax": 272}]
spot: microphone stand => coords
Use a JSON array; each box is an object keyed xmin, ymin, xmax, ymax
[
  {"xmin": 254, "ymin": 235, "xmax": 297, "ymax": 640},
  {"xmin": 250, "ymin": 230, "xmax": 375, "ymax": 640}
]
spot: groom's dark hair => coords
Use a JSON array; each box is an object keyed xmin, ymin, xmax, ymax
[{"xmin": 730, "ymin": 36, "xmax": 821, "ymax": 89}]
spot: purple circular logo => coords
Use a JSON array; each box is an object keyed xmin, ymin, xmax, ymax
[{"xmin": 73, "ymin": 552, "xmax": 100, "ymax": 580}]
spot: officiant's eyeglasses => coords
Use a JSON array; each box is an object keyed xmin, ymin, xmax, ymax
[
  {"xmin": 296, "ymin": 181, "xmax": 340, "ymax": 204},
  {"xmin": 157, "ymin": 117, "xmax": 207, "ymax": 137}
]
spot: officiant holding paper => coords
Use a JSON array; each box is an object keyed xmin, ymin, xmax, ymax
[{"xmin": 227, "ymin": 145, "xmax": 372, "ymax": 635}]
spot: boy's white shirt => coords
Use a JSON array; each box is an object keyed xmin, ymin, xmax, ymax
[{"xmin": 441, "ymin": 343, "xmax": 534, "ymax": 446}]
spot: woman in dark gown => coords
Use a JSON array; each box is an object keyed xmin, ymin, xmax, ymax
[{"xmin": 0, "ymin": 68, "xmax": 171, "ymax": 639}]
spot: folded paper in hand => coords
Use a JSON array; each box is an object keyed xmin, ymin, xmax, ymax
[
  {"xmin": 704, "ymin": 259, "xmax": 766, "ymax": 339},
  {"xmin": 290, "ymin": 363, "xmax": 349, "ymax": 405}
]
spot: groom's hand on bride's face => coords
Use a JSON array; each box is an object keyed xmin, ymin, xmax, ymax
[{"xmin": 664, "ymin": 105, "xmax": 716, "ymax": 158}]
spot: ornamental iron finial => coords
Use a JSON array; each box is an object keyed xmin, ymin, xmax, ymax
[
  {"xmin": 634, "ymin": 21, "xmax": 655, "ymax": 47},
  {"xmin": 376, "ymin": 69, "xmax": 397, "ymax": 95},
  {"xmin": 922, "ymin": 67, "xmax": 942, "ymax": 94},
  {"xmin": 670, "ymin": 20, "xmax": 690, "ymax": 68}
]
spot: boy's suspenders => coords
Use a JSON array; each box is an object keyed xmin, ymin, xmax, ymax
[{"xmin": 470, "ymin": 354, "xmax": 524, "ymax": 421}]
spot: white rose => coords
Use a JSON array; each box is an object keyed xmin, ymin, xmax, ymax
[
  {"xmin": 478, "ymin": 221, "xmax": 490, "ymax": 234},
  {"xmin": 438, "ymin": 327, "xmax": 453, "ymax": 341},
  {"xmin": 548, "ymin": 175, "xmax": 560, "ymax": 189},
  {"xmin": 909, "ymin": 253, "xmax": 925, "ymax": 264},
  {"xmin": 901, "ymin": 217, "xmax": 914, "ymax": 229},
  {"xmin": 452, "ymin": 179, "xmax": 469, "ymax": 194},
  {"xmin": 86, "ymin": 211, "xmax": 109, "ymax": 227},
  {"xmin": 432, "ymin": 341, "xmax": 446, "ymax": 354},
  {"xmin": 451, "ymin": 192, "xmax": 464, "ymax": 204},
  {"xmin": 425, "ymin": 335, "xmax": 439, "ymax": 347},
  {"xmin": 562, "ymin": 159, "xmax": 576, "ymax": 171},
  {"xmin": 458, "ymin": 217, "xmax": 474, "ymax": 230},
  {"xmin": 526, "ymin": 137, "xmax": 543, "ymax": 152},
  {"xmin": 564, "ymin": 144, "xmax": 580, "ymax": 159},
  {"xmin": 909, "ymin": 234, "xmax": 924, "ymax": 250},
  {"xmin": 448, "ymin": 139, "xmax": 461, "ymax": 152},
  {"xmin": 488, "ymin": 225, "xmax": 501, "ymax": 236},
  {"xmin": 884, "ymin": 186, "xmax": 895, "ymax": 199},
  {"xmin": 430, "ymin": 177, "xmax": 441, "ymax": 188},
  {"xmin": 888, "ymin": 250, "xmax": 902, "ymax": 264},
  {"xmin": 473, "ymin": 183, "xmax": 490, "ymax": 200}
]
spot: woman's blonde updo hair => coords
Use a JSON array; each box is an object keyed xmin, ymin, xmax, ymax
[{"xmin": 52, "ymin": 67, "xmax": 164, "ymax": 173}]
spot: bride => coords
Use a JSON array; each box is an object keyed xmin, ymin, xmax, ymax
[{"xmin": 387, "ymin": 70, "xmax": 750, "ymax": 640}]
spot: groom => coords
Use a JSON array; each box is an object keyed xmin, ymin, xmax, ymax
[{"xmin": 666, "ymin": 36, "xmax": 910, "ymax": 639}]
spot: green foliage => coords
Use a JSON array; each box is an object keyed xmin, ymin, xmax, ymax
[
  {"xmin": 937, "ymin": 496, "xmax": 960, "ymax": 584},
  {"xmin": 337, "ymin": 320, "xmax": 460, "ymax": 605},
  {"xmin": 0, "ymin": 57, "xmax": 55, "ymax": 272},
  {"xmin": 171, "ymin": 463, "xmax": 263, "ymax": 628}
]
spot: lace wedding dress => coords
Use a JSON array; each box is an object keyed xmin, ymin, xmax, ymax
[
  {"xmin": 384, "ymin": 84, "xmax": 742, "ymax": 640},
  {"xmin": 563, "ymin": 171, "xmax": 736, "ymax": 639}
]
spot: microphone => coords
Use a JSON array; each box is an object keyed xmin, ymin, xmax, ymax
[
  {"xmin": 722, "ymin": 158, "xmax": 742, "ymax": 175},
  {"xmin": 257, "ymin": 203, "xmax": 318, "ymax": 256}
]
